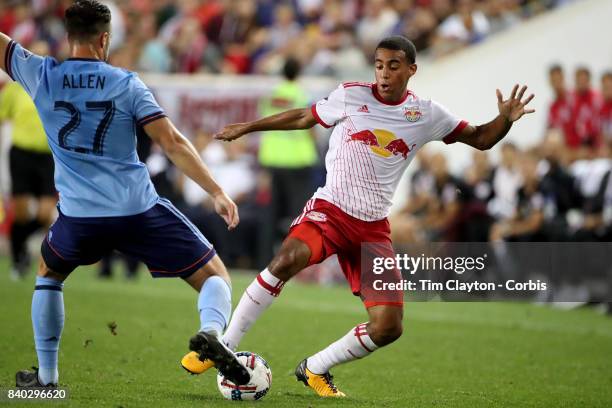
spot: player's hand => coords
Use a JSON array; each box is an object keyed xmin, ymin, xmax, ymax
[
  {"xmin": 212, "ymin": 191, "xmax": 240, "ymax": 230},
  {"xmin": 213, "ymin": 123, "xmax": 250, "ymax": 142},
  {"xmin": 496, "ymin": 85, "xmax": 535, "ymax": 122}
]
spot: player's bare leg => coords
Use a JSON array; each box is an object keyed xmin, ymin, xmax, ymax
[
  {"xmin": 181, "ymin": 254, "xmax": 250, "ymax": 385},
  {"xmin": 222, "ymin": 238, "xmax": 311, "ymax": 351},
  {"xmin": 298, "ymin": 304, "xmax": 403, "ymax": 397},
  {"xmin": 16, "ymin": 259, "xmax": 67, "ymax": 387}
]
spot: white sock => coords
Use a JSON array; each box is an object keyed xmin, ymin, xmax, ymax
[
  {"xmin": 307, "ymin": 323, "xmax": 379, "ymax": 374},
  {"xmin": 222, "ymin": 269, "xmax": 284, "ymax": 350}
]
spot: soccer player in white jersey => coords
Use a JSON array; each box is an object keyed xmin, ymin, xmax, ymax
[{"xmin": 183, "ymin": 36, "xmax": 535, "ymax": 397}]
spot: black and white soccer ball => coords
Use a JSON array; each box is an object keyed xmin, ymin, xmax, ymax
[{"xmin": 217, "ymin": 352, "xmax": 272, "ymax": 401}]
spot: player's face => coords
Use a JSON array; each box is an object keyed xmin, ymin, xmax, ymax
[{"xmin": 374, "ymin": 48, "xmax": 416, "ymax": 102}]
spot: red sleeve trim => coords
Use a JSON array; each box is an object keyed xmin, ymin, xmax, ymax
[
  {"xmin": 443, "ymin": 120, "xmax": 468, "ymax": 144},
  {"xmin": 311, "ymin": 104, "xmax": 332, "ymax": 128}
]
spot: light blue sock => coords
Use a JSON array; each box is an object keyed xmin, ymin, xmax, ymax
[
  {"xmin": 32, "ymin": 276, "xmax": 64, "ymax": 386},
  {"xmin": 198, "ymin": 276, "xmax": 232, "ymax": 336}
]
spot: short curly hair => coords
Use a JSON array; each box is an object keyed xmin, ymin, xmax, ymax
[
  {"xmin": 376, "ymin": 36, "xmax": 417, "ymax": 64},
  {"xmin": 65, "ymin": 0, "xmax": 111, "ymax": 40}
]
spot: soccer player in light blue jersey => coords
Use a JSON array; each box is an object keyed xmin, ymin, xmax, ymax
[{"xmin": 0, "ymin": 0, "xmax": 250, "ymax": 388}]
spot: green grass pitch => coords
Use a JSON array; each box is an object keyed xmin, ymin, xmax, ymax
[{"xmin": 1, "ymin": 257, "xmax": 611, "ymax": 407}]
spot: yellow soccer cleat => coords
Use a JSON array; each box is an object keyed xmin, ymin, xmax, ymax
[
  {"xmin": 295, "ymin": 359, "xmax": 346, "ymax": 397},
  {"xmin": 181, "ymin": 351, "xmax": 214, "ymax": 375}
]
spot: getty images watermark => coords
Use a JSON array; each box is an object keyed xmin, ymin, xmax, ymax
[
  {"xmin": 360, "ymin": 242, "xmax": 612, "ymax": 302},
  {"xmin": 371, "ymin": 253, "xmax": 547, "ymax": 293}
]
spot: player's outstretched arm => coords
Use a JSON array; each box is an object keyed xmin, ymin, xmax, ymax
[
  {"xmin": 0, "ymin": 32, "xmax": 12, "ymax": 73},
  {"xmin": 144, "ymin": 117, "xmax": 239, "ymax": 229},
  {"xmin": 454, "ymin": 84, "xmax": 535, "ymax": 150},
  {"xmin": 214, "ymin": 108, "xmax": 317, "ymax": 142}
]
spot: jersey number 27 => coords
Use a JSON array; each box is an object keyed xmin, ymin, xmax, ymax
[{"xmin": 54, "ymin": 100, "xmax": 115, "ymax": 156}]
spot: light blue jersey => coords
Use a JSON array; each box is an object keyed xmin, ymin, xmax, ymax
[{"xmin": 6, "ymin": 40, "xmax": 164, "ymax": 217}]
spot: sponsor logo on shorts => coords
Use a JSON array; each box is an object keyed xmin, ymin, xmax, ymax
[{"xmin": 306, "ymin": 211, "xmax": 327, "ymax": 222}]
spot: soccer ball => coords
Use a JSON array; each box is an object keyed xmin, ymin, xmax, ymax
[{"xmin": 217, "ymin": 351, "xmax": 272, "ymax": 401}]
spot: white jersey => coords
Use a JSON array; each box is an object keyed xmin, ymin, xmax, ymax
[{"xmin": 311, "ymin": 82, "xmax": 467, "ymax": 221}]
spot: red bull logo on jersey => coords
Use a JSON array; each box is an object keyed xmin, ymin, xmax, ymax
[
  {"xmin": 404, "ymin": 106, "xmax": 422, "ymax": 122},
  {"xmin": 348, "ymin": 129, "xmax": 416, "ymax": 159}
]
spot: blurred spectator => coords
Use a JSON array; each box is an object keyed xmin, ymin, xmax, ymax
[
  {"xmin": 174, "ymin": 17, "xmax": 208, "ymax": 73},
  {"xmin": 600, "ymin": 71, "xmax": 612, "ymax": 146},
  {"xmin": 538, "ymin": 130, "xmax": 579, "ymax": 240},
  {"xmin": 396, "ymin": 6, "xmax": 438, "ymax": 52},
  {"xmin": 488, "ymin": 143, "xmax": 522, "ymax": 220},
  {"xmin": 302, "ymin": 26, "xmax": 369, "ymax": 77},
  {"xmin": 217, "ymin": 0, "xmax": 263, "ymax": 74},
  {"xmin": 419, "ymin": 153, "xmax": 465, "ymax": 241},
  {"xmin": 267, "ymin": 3, "xmax": 302, "ymax": 52},
  {"xmin": 572, "ymin": 67, "xmax": 602, "ymax": 149},
  {"xmin": 458, "ymin": 150, "xmax": 494, "ymax": 241},
  {"xmin": 464, "ymin": 150, "xmax": 494, "ymax": 205},
  {"xmin": 357, "ymin": 0, "xmax": 400, "ymax": 58},
  {"xmin": 138, "ymin": 14, "xmax": 172, "ymax": 73},
  {"xmin": 390, "ymin": 148, "xmax": 434, "ymax": 244},
  {"xmin": 484, "ymin": 0, "xmax": 521, "ymax": 35},
  {"xmin": 490, "ymin": 152, "xmax": 545, "ymax": 242},
  {"xmin": 9, "ymin": 1, "xmax": 36, "ymax": 45},
  {"xmin": 568, "ymin": 145, "xmax": 611, "ymax": 239},
  {"xmin": 431, "ymin": 0, "xmax": 454, "ymax": 23},
  {"xmin": 434, "ymin": 0, "xmax": 491, "ymax": 56},
  {"xmin": 547, "ymin": 64, "xmax": 574, "ymax": 147}
]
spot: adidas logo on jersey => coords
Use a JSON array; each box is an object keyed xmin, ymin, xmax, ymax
[{"xmin": 358, "ymin": 105, "xmax": 369, "ymax": 113}]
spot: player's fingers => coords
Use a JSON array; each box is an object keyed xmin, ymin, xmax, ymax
[
  {"xmin": 516, "ymin": 85, "xmax": 527, "ymax": 101},
  {"xmin": 510, "ymin": 84, "xmax": 518, "ymax": 100},
  {"xmin": 231, "ymin": 205, "xmax": 240, "ymax": 229},
  {"xmin": 227, "ymin": 203, "xmax": 239, "ymax": 230},
  {"xmin": 225, "ymin": 203, "xmax": 235, "ymax": 228},
  {"xmin": 496, "ymin": 89, "xmax": 503, "ymax": 104},
  {"xmin": 524, "ymin": 108, "xmax": 536, "ymax": 114},
  {"xmin": 523, "ymin": 93, "xmax": 535, "ymax": 105}
]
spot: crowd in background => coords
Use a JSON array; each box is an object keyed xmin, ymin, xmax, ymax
[
  {"xmin": 1, "ymin": 0, "xmax": 609, "ymax": 309},
  {"xmin": 0, "ymin": 0, "xmax": 570, "ymax": 76}
]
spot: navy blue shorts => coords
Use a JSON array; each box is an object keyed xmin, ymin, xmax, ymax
[{"xmin": 41, "ymin": 198, "xmax": 216, "ymax": 278}]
